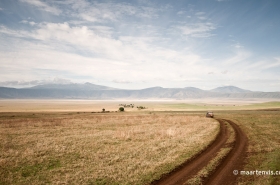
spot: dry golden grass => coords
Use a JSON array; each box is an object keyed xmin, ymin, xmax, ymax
[{"xmin": 0, "ymin": 112, "xmax": 218, "ymax": 185}]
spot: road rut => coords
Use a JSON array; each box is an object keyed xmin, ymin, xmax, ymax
[{"xmin": 151, "ymin": 119, "xmax": 248, "ymax": 185}]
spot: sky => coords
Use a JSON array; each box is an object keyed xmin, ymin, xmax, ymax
[{"xmin": 0, "ymin": 0, "xmax": 280, "ymax": 91}]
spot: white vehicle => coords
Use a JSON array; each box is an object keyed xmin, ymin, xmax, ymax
[{"xmin": 206, "ymin": 112, "xmax": 214, "ymax": 118}]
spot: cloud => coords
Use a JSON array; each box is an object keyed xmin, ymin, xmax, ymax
[
  {"xmin": 259, "ymin": 58, "xmax": 280, "ymax": 69},
  {"xmin": 195, "ymin": 12, "xmax": 207, "ymax": 20},
  {"xmin": 233, "ymin": 43, "xmax": 243, "ymax": 48},
  {"xmin": 221, "ymin": 52, "xmax": 280, "ymax": 78},
  {"xmin": 29, "ymin": 21, "xmax": 36, "ymax": 26},
  {"xmin": 177, "ymin": 11, "xmax": 185, "ymax": 15},
  {"xmin": 269, "ymin": 81, "xmax": 280, "ymax": 88},
  {"xmin": 198, "ymin": 16, "xmax": 207, "ymax": 20},
  {"xmin": 19, "ymin": 0, "xmax": 61, "ymax": 15},
  {"xmin": 28, "ymin": 22, "xmax": 135, "ymax": 60},
  {"xmin": 1, "ymin": 0, "xmax": 280, "ymax": 91},
  {"xmin": 221, "ymin": 70, "xmax": 228, "ymax": 74},
  {"xmin": 67, "ymin": 1, "xmax": 161, "ymax": 23},
  {"xmin": 273, "ymin": 57, "xmax": 280, "ymax": 67},
  {"xmin": 1, "ymin": 2, "xmax": 224, "ymax": 88},
  {"xmin": 195, "ymin": 12, "xmax": 205, "ymax": 16},
  {"xmin": 88, "ymin": 26, "xmax": 114, "ymax": 37},
  {"xmin": 224, "ymin": 50, "xmax": 251, "ymax": 65},
  {"xmin": 0, "ymin": 32, "xmax": 211, "ymax": 89},
  {"xmin": 9, "ymin": 21, "xmax": 201, "ymax": 67},
  {"xmin": 0, "ymin": 25, "xmax": 29, "ymax": 38},
  {"xmin": 112, "ymin": 80, "xmax": 132, "ymax": 84},
  {"xmin": 0, "ymin": 78, "xmax": 73, "ymax": 87},
  {"xmin": 177, "ymin": 22, "xmax": 216, "ymax": 38},
  {"xmin": 20, "ymin": 20, "xmax": 37, "ymax": 26}
]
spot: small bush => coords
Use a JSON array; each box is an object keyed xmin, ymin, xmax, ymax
[
  {"xmin": 119, "ymin": 107, "xmax": 124, "ymax": 112},
  {"xmin": 137, "ymin": 106, "xmax": 146, "ymax": 109}
]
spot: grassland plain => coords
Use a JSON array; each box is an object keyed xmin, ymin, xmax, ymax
[
  {"xmin": 1, "ymin": 100, "xmax": 280, "ymax": 112},
  {"xmin": 215, "ymin": 109, "xmax": 280, "ymax": 185},
  {"xmin": 162, "ymin": 101, "xmax": 280, "ymax": 111},
  {"xmin": 1, "ymin": 100, "xmax": 280, "ymax": 185},
  {"xmin": 0, "ymin": 112, "xmax": 218, "ymax": 185}
]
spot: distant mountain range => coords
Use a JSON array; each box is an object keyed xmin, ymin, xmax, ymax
[
  {"xmin": 210, "ymin": 86, "xmax": 251, "ymax": 93},
  {"xmin": 0, "ymin": 83, "xmax": 279, "ymax": 99},
  {"xmin": 28, "ymin": 82, "xmax": 117, "ymax": 91}
]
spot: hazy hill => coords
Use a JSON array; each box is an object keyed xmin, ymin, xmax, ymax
[
  {"xmin": 0, "ymin": 84, "xmax": 280, "ymax": 99},
  {"xmin": 29, "ymin": 82, "xmax": 117, "ymax": 90},
  {"xmin": 210, "ymin": 86, "xmax": 251, "ymax": 93}
]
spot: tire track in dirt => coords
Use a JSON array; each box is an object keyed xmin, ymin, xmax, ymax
[
  {"xmin": 151, "ymin": 119, "xmax": 248, "ymax": 185},
  {"xmin": 204, "ymin": 119, "xmax": 248, "ymax": 185},
  {"xmin": 151, "ymin": 119, "xmax": 228, "ymax": 185}
]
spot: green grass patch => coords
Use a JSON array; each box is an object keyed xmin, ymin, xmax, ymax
[
  {"xmin": 262, "ymin": 150, "xmax": 280, "ymax": 185},
  {"xmin": 15, "ymin": 158, "xmax": 61, "ymax": 178}
]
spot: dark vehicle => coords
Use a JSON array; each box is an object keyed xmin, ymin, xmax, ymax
[{"xmin": 206, "ymin": 112, "xmax": 214, "ymax": 118}]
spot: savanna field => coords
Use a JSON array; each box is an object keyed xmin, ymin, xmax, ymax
[
  {"xmin": 1, "ymin": 101, "xmax": 280, "ymax": 185},
  {"xmin": 0, "ymin": 112, "xmax": 218, "ymax": 185}
]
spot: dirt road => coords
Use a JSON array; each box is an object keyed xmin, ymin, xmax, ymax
[
  {"xmin": 204, "ymin": 119, "xmax": 248, "ymax": 185},
  {"xmin": 151, "ymin": 119, "xmax": 248, "ymax": 185}
]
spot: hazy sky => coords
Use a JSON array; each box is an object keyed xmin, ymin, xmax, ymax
[{"xmin": 0, "ymin": 0, "xmax": 280, "ymax": 91}]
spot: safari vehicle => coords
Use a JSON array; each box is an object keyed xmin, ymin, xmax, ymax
[{"xmin": 206, "ymin": 111, "xmax": 214, "ymax": 118}]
